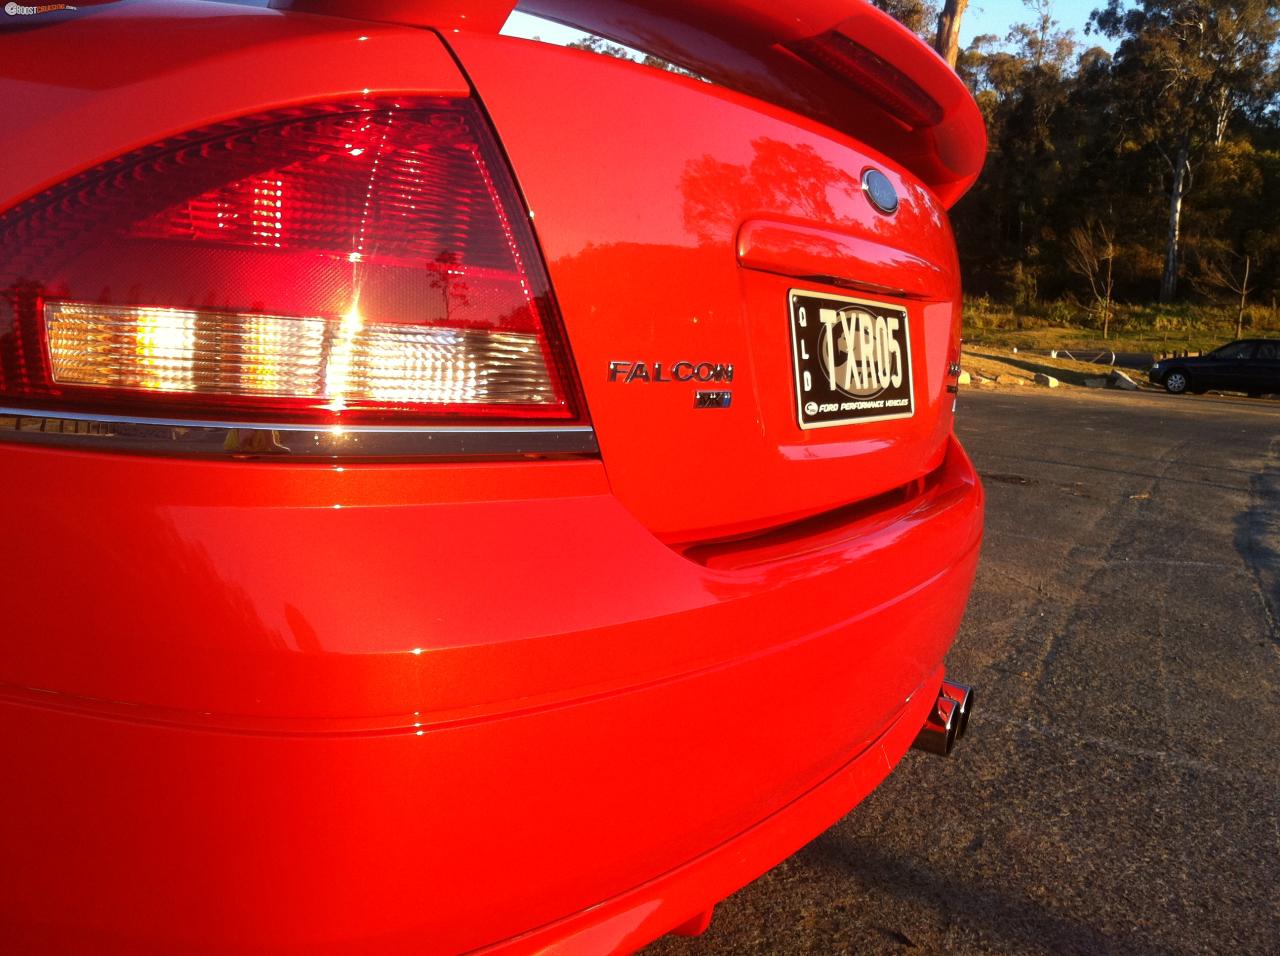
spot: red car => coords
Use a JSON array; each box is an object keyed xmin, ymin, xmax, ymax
[{"xmin": 0, "ymin": 1, "xmax": 985, "ymax": 953}]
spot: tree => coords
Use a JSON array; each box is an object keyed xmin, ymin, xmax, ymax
[
  {"xmin": 1011, "ymin": 0, "xmax": 1078, "ymax": 69},
  {"xmin": 1092, "ymin": 0, "xmax": 1280, "ymax": 301},
  {"xmin": 870, "ymin": 0, "xmax": 939, "ymax": 43},
  {"xmin": 1195, "ymin": 248, "xmax": 1257, "ymax": 335},
  {"xmin": 566, "ymin": 34, "xmax": 635, "ymax": 61},
  {"xmin": 935, "ymin": 0, "xmax": 970, "ymax": 66},
  {"xmin": 951, "ymin": 2, "xmax": 1079, "ymax": 295},
  {"xmin": 1187, "ymin": 136, "xmax": 1280, "ymax": 311},
  {"xmin": 873, "ymin": 0, "xmax": 963, "ymax": 66},
  {"xmin": 568, "ymin": 33, "xmax": 701, "ymax": 78},
  {"xmin": 1067, "ymin": 220, "xmax": 1118, "ymax": 337},
  {"xmin": 429, "ymin": 250, "xmax": 469, "ymax": 321}
]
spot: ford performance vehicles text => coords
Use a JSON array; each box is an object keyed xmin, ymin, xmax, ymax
[{"xmin": 0, "ymin": 1, "xmax": 985, "ymax": 953}]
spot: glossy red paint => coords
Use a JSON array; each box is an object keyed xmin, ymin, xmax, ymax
[
  {"xmin": 0, "ymin": 437, "xmax": 980, "ymax": 955},
  {"xmin": 0, "ymin": 2, "xmax": 985, "ymax": 954},
  {"xmin": 520, "ymin": 0, "xmax": 987, "ymax": 206},
  {"xmin": 0, "ymin": 5, "xmax": 470, "ymax": 209},
  {"xmin": 271, "ymin": 0, "xmax": 516, "ymax": 32},
  {"xmin": 453, "ymin": 30, "xmax": 963, "ymax": 538}
]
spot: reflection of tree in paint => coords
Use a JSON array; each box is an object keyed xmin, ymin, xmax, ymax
[
  {"xmin": 428, "ymin": 249, "xmax": 470, "ymax": 322},
  {"xmin": 680, "ymin": 138, "xmax": 862, "ymax": 245}
]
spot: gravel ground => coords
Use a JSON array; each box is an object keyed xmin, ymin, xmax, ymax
[{"xmin": 646, "ymin": 388, "xmax": 1280, "ymax": 956}]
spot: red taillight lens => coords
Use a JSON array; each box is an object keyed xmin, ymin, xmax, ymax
[{"xmin": 0, "ymin": 99, "xmax": 583, "ymax": 425}]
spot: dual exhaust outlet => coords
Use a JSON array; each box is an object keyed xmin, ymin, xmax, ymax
[{"xmin": 911, "ymin": 679, "xmax": 974, "ymax": 757}]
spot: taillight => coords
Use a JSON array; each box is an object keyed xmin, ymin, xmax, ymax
[{"xmin": 0, "ymin": 98, "xmax": 584, "ymax": 430}]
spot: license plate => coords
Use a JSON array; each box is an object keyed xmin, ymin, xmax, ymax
[{"xmin": 787, "ymin": 290, "xmax": 914, "ymax": 429}]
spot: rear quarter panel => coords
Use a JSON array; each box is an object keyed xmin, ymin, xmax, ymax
[{"xmin": 0, "ymin": 2, "xmax": 469, "ymax": 209}]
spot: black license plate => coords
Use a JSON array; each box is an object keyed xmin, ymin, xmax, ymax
[{"xmin": 787, "ymin": 290, "xmax": 914, "ymax": 429}]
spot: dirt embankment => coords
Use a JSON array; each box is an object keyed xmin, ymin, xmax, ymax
[{"xmin": 961, "ymin": 347, "xmax": 1144, "ymax": 391}]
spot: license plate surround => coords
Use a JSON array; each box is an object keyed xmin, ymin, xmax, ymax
[{"xmin": 787, "ymin": 289, "xmax": 914, "ymax": 430}]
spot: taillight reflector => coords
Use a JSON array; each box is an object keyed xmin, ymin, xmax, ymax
[{"xmin": 0, "ymin": 98, "xmax": 583, "ymax": 426}]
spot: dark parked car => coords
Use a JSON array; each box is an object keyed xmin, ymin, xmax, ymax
[{"xmin": 1150, "ymin": 339, "xmax": 1280, "ymax": 396}]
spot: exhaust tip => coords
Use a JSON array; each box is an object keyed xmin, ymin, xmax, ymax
[
  {"xmin": 912, "ymin": 695, "xmax": 959, "ymax": 756},
  {"xmin": 911, "ymin": 679, "xmax": 974, "ymax": 757},
  {"xmin": 940, "ymin": 680, "xmax": 974, "ymax": 739}
]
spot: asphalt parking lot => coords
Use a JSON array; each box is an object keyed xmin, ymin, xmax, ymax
[{"xmin": 647, "ymin": 388, "xmax": 1280, "ymax": 956}]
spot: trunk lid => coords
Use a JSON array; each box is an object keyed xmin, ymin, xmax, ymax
[{"xmin": 449, "ymin": 29, "xmax": 969, "ymax": 541}]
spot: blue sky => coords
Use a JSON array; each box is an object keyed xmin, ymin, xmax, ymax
[
  {"xmin": 505, "ymin": 0, "xmax": 1116, "ymax": 55},
  {"xmin": 963, "ymin": 0, "xmax": 1110, "ymax": 47}
]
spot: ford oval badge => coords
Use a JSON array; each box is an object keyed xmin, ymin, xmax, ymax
[{"xmin": 862, "ymin": 168, "xmax": 899, "ymax": 215}]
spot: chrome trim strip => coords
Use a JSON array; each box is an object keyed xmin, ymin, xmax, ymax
[{"xmin": 0, "ymin": 408, "xmax": 599, "ymax": 460}]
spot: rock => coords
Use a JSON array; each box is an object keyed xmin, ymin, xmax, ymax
[
  {"xmin": 1084, "ymin": 377, "xmax": 1108, "ymax": 388},
  {"xmin": 1034, "ymin": 372, "xmax": 1060, "ymax": 388},
  {"xmin": 1108, "ymin": 370, "xmax": 1139, "ymax": 390},
  {"xmin": 957, "ymin": 370, "xmax": 972, "ymax": 385}
]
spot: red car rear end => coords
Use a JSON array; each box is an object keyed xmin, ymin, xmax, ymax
[{"xmin": 0, "ymin": 2, "xmax": 985, "ymax": 952}]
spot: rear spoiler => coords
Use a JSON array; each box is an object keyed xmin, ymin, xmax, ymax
[
  {"xmin": 520, "ymin": 0, "xmax": 986, "ymax": 207},
  {"xmin": 272, "ymin": 0, "xmax": 986, "ymax": 207}
]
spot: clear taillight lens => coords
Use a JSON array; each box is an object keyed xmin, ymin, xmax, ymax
[
  {"xmin": 0, "ymin": 98, "xmax": 583, "ymax": 425},
  {"xmin": 43, "ymin": 302, "xmax": 553, "ymax": 408}
]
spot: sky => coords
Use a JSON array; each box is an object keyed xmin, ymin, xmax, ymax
[
  {"xmin": 504, "ymin": 0, "xmax": 1116, "ymax": 55},
  {"xmin": 962, "ymin": 0, "xmax": 1111, "ymax": 47}
]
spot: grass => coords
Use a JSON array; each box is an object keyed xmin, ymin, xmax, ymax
[{"xmin": 962, "ymin": 298, "xmax": 1279, "ymax": 356}]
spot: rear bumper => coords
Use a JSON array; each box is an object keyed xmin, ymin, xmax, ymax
[
  {"xmin": 0, "ymin": 436, "xmax": 982, "ymax": 955},
  {"xmin": 472, "ymin": 669, "xmax": 945, "ymax": 955}
]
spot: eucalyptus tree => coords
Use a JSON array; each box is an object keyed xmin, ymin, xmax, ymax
[
  {"xmin": 1092, "ymin": 0, "xmax": 1280, "ymax": 300},
  {"xmin": 870, "ymin": 0, "xmax": 939, "ymax": 41}
]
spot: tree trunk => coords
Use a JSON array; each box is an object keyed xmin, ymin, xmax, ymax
[
  {"xmin": 1160, "ymin": 143, "xmax": 1189, "ymax": 302},
  {"xmin": 1237, "ymin": 255, "xmax": 1250, "ymax": 338},
  {"xmin": 1103, "ymin": 251, "xmax": 1114, "ymax": 340},
  {"xmin": 934, "ymin": 0, "xmax": 969, "ymax": 68}
]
